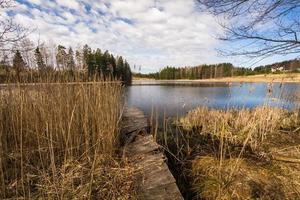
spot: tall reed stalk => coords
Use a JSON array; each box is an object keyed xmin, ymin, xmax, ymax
[{"xmin": 0, "ymin": 80, "xmax": 135, "ymax": 199}]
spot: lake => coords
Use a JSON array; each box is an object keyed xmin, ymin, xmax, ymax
[{"xmin": 125, "ymin": 81, "xmax": 300, "ymax": 119}]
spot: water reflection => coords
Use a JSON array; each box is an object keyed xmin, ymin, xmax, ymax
[{"xmin": 125, "ymin": 82, "xmax": 300, "ymax": 119}]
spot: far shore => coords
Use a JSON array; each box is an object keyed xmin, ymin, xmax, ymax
[{"xmin": 133, "ymin": 73, "xmax": 300, "ymax": 84}]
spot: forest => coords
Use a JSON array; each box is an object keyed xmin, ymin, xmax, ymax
[
  {"xmin": 0, "ymin": 41, "xmax": 132, "ymax": 85},
  {"xmin": 134, "ymin": 59, "xmax": 300, "ymax": 80},
  {"xmin": 134, "ymin": 63, "xmax": 252, "ymax": 80}
]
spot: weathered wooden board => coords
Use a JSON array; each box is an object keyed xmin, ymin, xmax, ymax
[{"xmin": 121, "ymin": 107, "xmax": 183, "ymax": 200}]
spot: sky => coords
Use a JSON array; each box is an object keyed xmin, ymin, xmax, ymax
[{"xmin": 7, "ymin": 0, "xmax": 297, "ymax": 73}]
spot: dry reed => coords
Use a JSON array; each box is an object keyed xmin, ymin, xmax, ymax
[
  {"xmin": 162, "ymin": 106, "xmax": 300, "ymax": 199},
  {"xmin": 178, "ymin": 106, "xmax": 300, "ymax": 152},
  {"xmin": 0, "ymin": 80, "xmax": 136, "ymax": 199}
]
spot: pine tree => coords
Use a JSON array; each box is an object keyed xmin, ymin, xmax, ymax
[
  {"xmin": 71, "ymin": 45, "xmax": 132, "ymax": 84},
  {"xmin": 67, "ymin": 47, "xmax": 75, "ymax": 71},
  {"xmin": 94, "ymin": 48, "xmax": 103, "ymax": 75},
  {"xmin": 109, "ymin": 54, "xmax": 117, "ymax": 78},
  {"xmin": 116, "ymin": 56, "xmax": 124, "ymax": 80},
  {"xmin": 75, "ymin": 49, "xmax": 83, "ymax": 70},
  {"xmin": 102, "ymin": 50, "xmax": 111, "ymax": 77},
  {"xmin": 124, "ymin": 60, "xmax": 132, "ymax": 84},
  {"xmin": 35, "ymin": 47, "xmax": 46, "ymax": 71},
  {"xmin": 13, "ymin": 50, "xmax": 26, "ymax": 81},
  {"xmin": 56, "ymin": 45, "xmax": 67, "ymax": 70},
  {"xmin": 83, "ymin": 44, "xmax": 91, "ymax": 70}
]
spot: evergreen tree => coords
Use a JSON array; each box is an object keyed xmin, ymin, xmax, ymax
[
  {"xmin": 56, "ymin": 45, "xmax": 67, "ymax": 70},
  {"xmin": 75, "ymin": 49, "xmax": 83, "ymax": 70},
  {"xmin": 124, "ymin": 60, "xmax": 132, "ymax": 84},
  {"xmin": 67, "ymin": 47, "xmax": 75, "ymax": 71},
  {"xmin": 94, "ymin": 48, "xmax": 103, "ymax": 75},
  {"xmin": 34, "ymin": 47, "xmax": 46, "ymax": 71},
  {"xmin": 13, "ymin": 50, "xmax": 26, "ymax": 81},
  {"xmin": 109, "ymin": 54, "xmax": 117, "ymax": 78},
  {"xmin": 2, "ymin": 43, "xmax": 132, "ymax": 84},
  {"xmin": 83, "ymin": 44, "xmax": 91, "ymax": 70},
  {"xmin": 116, "ymin": 56, "xmax": 124, "ymax": 80},
  {"xmin": 102, "ymin": 50, "xmax": 111, "ymax": 77}
]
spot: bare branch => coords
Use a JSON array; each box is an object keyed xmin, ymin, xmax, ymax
[
  {"xmin": 0, "ymin": 0, "xmax": 29, "ymax": 51},
  {"xmin": 197, "ymin": 0, "xmax": 300, "ymax": 57}
]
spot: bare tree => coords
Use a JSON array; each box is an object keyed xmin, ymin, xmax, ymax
[
  {"xmin": 18, "ymin": 38, "xmax": 35, "ymax": 68},
  {"xmin": 75, "ymin": 45, "xmax": 83, "ymax": 70},
  {"xmin": 0, "ymin": 0, "xmax": 28, "ymax": 50},
  {"xmin": 41, "ymin": 40, "xmax": 57, "ymax": 68},
  {"xmin": 38, "ymin": 42, "xmax": 51, "ymax": 67},
  {"xmin": 197, "ymin": 0, "xmax": 300, "ymax": 57},
  {"xmin": 0, "ymin": 51, "xmax": 10, "ymax": 75}
]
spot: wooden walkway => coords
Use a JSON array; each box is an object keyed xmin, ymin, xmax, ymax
[{"xmin": 121, "ymin": 107, "xmax": 183, "ymax": 200}]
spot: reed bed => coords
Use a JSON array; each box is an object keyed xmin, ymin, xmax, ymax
[
  {"xmin": 191, "ymin": 156, "xmax": 289, "ymax": 200},
  {"xmin": 160, "ymin": 106, "xmax": 300, "ymax": 199},
  {"xmin": 0, "ymin": 81, "xmax": 136, "ymax": 199},
  {"xmin": 178, "ymin": 106, "xmax": 300, "ymax": 152}
]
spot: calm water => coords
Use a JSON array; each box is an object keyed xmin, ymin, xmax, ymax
[{"xmin": 125, "ymin": 81, "xmax": 300, "ymax": 119}]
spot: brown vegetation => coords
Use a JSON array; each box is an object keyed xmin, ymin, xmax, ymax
[
  {"xmin": 160, "ymin": 106, "xmax": 300, "ymax": 199},
  {"xmin": 133, "ymin": 73, "xmax": 300, "ymax": 84},
  {"xmin": 0, "ymin": 80, "xmax": 136, "ymax": 199},
  {"xmin": 184, "ymin": 107, "xmax": 300, "ymax": 199},
  {"xmin": 179, "ymin": 106, "xmax": 300, "ymax": 152},
  {"xmin": 198, "ymin": 73, "xmax": 300, "ymax": 83}
]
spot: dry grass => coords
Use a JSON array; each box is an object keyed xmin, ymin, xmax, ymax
[
  {"xmin": 132, "ymin": 73, "xmax": 300, "ymax": 83},
  {"xmin": 179, "ymin": 106, "xmax": 300, "ymax": 152},
  {"xmin": 172, "ymin": 106, "xmax": 300, "ymax": 199},
  {"xmin": 191, "ymin": 156, "xmax": 289, "ymax": 200},
  {"xmin": 198, "ymin": 73, "xmax": 300, "ymax": 83},
  {"xmin": 0, "ymin": 81, "xmax": 136, "ymax": 199},
  {"xmin": 35, "ymin": 157, "xmax": 135, "ymax": 199}
]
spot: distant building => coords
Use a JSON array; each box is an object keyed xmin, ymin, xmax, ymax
[{"xmin": 271, "ymin": 66, "xmax": 284, "ymax": 72}]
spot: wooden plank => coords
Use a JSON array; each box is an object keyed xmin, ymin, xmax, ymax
[
  {"xmin": 125, "ymin": 134, "xmax": 160, "ymax": 156},
  {"xmin": 121, "ymin": 107, "xmax": 183, "ymax": 200},
  {"xmin": 139, "ymin": 183, "xmax": 184, "ymax": 200}
]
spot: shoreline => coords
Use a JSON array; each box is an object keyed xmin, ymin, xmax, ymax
[{"xmin": 133, "ymin": 73, "xmax": 300, "ymax": 84}]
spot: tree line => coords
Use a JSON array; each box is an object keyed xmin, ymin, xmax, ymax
[
  {"xmin": 254, "ymin": 59, "xmax": 300, "ymax": 74},
  {"xmin": 134, "ymin": 63, "xmax": 253, "ymax": 80},
  {"xmin": 0, "ymin": 41, "xmax": 132, "ymax": 84},
  {"xmin": 134, "ymin": 59, "xmax": 300, "ymax": 80},
  {"xmin": 157, "ymin": 63, "xmax": 251, "ymax": 79}
]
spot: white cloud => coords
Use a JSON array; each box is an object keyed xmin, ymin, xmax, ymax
[
  {"xmin": 9, "ymin": 0, "xmax": 225, "ymax": 73},
  {"xmin": 26, "ymin": 0, "xmax": 42, "ymax": 5},
  {"xmin": 58, "ymin": 0, "xmax": 81, "ymax": 10}
]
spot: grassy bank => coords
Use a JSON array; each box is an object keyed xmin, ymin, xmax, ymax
[
  {"xmin": 0, "ymin": 81, "xmax": 136, "ymax": 199},
  {"xmin": 197, "ymin": 73, "xmax": 300, "ymax": 83},
  {"xmin": 133, "ymin": 73, "xmax": 300, "ymax": 83},
  {"xmin": 159, "ymin": 106, "xmax": 300, "ymax": 199}
]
